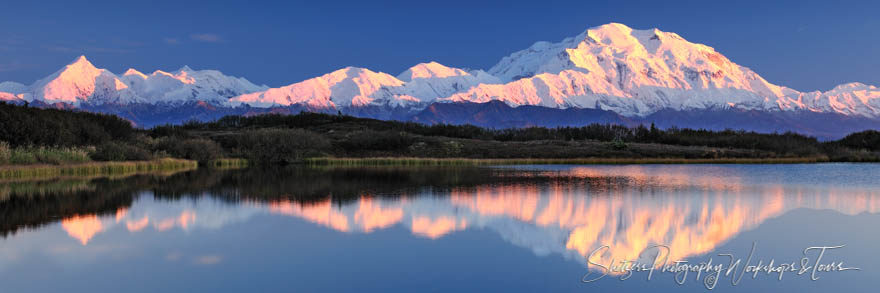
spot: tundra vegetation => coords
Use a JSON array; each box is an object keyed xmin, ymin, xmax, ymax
[{"xmin": 1, "ymin": 102, "xmax": 879, "ymax": 168}]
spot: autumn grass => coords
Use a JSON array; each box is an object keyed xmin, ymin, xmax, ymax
[
  {"xmin": 0, "ymin": 158, "xmax": 198, "ymax": 180},
  {"xmin": 305, "ymin": 156, "xmax": 830, "ymax": 166}
]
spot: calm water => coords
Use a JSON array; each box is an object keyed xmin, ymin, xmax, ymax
[{"xmin": 1, "ymin": 164, "xmax": 879, "ymax": 292}]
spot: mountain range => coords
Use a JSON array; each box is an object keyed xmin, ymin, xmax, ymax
[{"xmin": 2, "ymin": 23, "xmax": 878, "ymax": 138}]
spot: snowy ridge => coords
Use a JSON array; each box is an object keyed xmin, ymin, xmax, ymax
[
  {"xmin": 228, "ymin": 62, "xmax": 501, "ymax": 109},
  {"xmin": 787, "ymin": 82, "xmax": 880, "ymax": 117},
  {"xmin": 395, "ymin": 62, "xmax": 502, "ymax": 102},
  {"xmin": 228, "ymin": 67, "xmax": 409, "ymax": 108},
  {"xmin": 119, "ymin": 65, "xmax": 268, "ymax": 105},
  {"xmin": 1, "ymin": 23, "xmax": 879, "ymax": 120},
  {"xmin": 1, "ymin": 56, "xmax": 267, "ymax": 106}
]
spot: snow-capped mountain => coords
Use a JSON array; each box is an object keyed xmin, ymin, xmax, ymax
[
  {"xmin": 1, "ymin": 23, "xmax": 878, "ymax": 136},
  {"xmin": 225, "ymin": 23, "xmax": 878, "ymax": 119},
  {"xmin": 788, "ymin": 82, "xmax": 880, "ymax": 117},
  {"xmin": 228, "ymin": 66, "xmax": 410, "ymax": 109},
  {"xmin": 1, "ymin": 55, "xmax": 267, "ymax": 106},
  {"xmin": 119, "ymin": 65, "xmax": 268, "ymax": 105},
  {"xmin": 395, "ymin": 62, "xmax": 502, "ymax": 101},
  {"xmin": 445, "ymin": 23, "xmax": 825, "ymax": 117},
  {"xmin": 25, "ymin": 56, "xmax": 141, "ymax": 105},
  {"xmin": 228, "ymin": 62, "xmax": 501, "ymax": 110}
]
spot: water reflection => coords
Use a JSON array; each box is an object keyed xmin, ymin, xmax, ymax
[
  {"xmin": 253, "ymin": 166, "xmax": 880, "ymax": 268},
  {"xmin": 60, "ymin": 215, "xmax": 103, "ymax": 245},
  {"xmin": 6, "ymin": 164, "xmax": 877, "ymax": 274}
]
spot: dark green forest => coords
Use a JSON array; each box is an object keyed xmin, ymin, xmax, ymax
[{"xmin": 1, "ymin": 102, "xmax": 879, "ymax": 165}]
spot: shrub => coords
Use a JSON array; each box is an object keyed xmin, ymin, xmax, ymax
[
  {"xmin": 441, "ymin": 140, "xmax": 463, "ymax": 157},
  {"xmin": 224, "ymin": 129, "xmax": 330, "ymax": 164},
  {"xmin": 183, "ymin": 139, "xmax": 221, "ymax": 163},
  {"xmin": 607, "ymin": 137, "xmax": 628, "ymax": 150},
  {"xmin": 92, "ymin": 142, "xmax": 153, "ymax": 161},
  {"xmin": 838, "ymin": 130, "xmax": 880, "ymax": 151},
  {"xmin": 0, "ymin": 141, "xmax": 10, "ymax": 164},
  {"xmin": 338, "ymin": 130, "xmax": 414, "ymax": 151},
  {"xmin": 154, "ymin": 138, "xmax": 223, "ymax": 163},
  {"xmin": 0, "ymin": 102, "xmax": 132, "ymax": 147}
]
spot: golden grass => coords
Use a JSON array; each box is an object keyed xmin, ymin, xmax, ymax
[
  {"xmin": 0, "ymin": 158, "xmax": 198, "ymax": 180},
  {"xmin": 306, "ymin": 156, "xmax": 830, "ymax": 166}
]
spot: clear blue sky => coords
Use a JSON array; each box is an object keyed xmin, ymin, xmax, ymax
[{"xmin": 1, "ymin": 0, "xmax": 877, "ymax": 91}]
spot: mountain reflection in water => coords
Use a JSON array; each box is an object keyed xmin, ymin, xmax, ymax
[{"xmin": 3, "ymin": 164, "xmax": 877, "ymax": 272}]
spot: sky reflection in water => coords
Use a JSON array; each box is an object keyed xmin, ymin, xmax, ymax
[{"xmin": 1, "ymin": 164, "xmax": 878, "ymax": 292}]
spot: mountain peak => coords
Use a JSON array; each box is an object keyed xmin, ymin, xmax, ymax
[
  {"xmin": 834, "ymin": 82, "xmax": 869, "ymax": 89},
  {"xmin": 69, "ymin": 55, "xmax": 94, "ymax": 67},
  {"xmin": 583, "ymin": 22, "xmax": 659, "ymax": 46},
  {"xmin": 585, "ymin": 23, "xmax": 668, "ymax": 36},
  {"xmin": 123, "ymin": 68, "xmax": 148, "ymax": 79},
  {"xmin": 28, "ymin": 55, "xmax": 115, "ymax": 104},
  {"xmin": 56, "ymin": 55, "xmax": 102, "ymax": 78},
  {"xmin": 340, "ymin": 66, "xmax": 368, "ymax": 73},
  {"xmin": 584, "ymin": 23, "xmax": 649, "ymax": 41},
  {"xmin": 590, "ymin": 22, "xmax": 634, "ymax": 31},
  {"xmin": 325, "ymin": 67, "xmax": 401, "ymax": 83},
  {"xmin": 57, "ymin": 55, "xmax": 102, "ymax": 80},
  {"xmin": 398, "ymin": 61, "xmax": 468, "ymax": 82}
]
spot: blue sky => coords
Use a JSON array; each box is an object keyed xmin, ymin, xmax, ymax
[{"xmin": 1, "ymin": 0, "xmax": 877, "ymax": 91}]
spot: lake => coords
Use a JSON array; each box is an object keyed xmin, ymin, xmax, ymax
[{"xmin": 1, "ymin": 164, "xmax": 878, "ymax": 292}]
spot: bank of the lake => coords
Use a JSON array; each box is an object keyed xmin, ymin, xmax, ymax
[
  {"xmin": 305, "ymin": 156, "xmax": 830, "ymax": 166},
  {"xmin": 0, "ymin": 155, "xmax": 838, "ymax": 181},
  {"xmin": 0, "ymin": 158, "xmax": 198, "ymax": 180}
]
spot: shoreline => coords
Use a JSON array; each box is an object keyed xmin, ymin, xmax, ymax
[
  {"xmin": 0, "ymin": 158, "xmax": 198, "ymax": 180},
  {"xmin": 1, "ymin": 155, "xmax": 869, "ymax": 181},
  {"xmin": 305, "ymin": 156, "xmax": 833, "ymax": 166}
]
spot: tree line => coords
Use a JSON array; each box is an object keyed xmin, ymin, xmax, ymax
[
  {"xmin": 2, "ymin": 102, "xmax": 879, "ymax": 165},
  {"xmin": 156, "ymin": 112, "xmax": 865, "ymax": 158}
]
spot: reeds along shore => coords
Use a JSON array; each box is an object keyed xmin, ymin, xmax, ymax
[
  {"xmin": 0, "ymin": 158, "xmax": 198, "ymax": 180},
  {"xmin": 305, "ymin": 157, "xmax": 830, "ymax": 166}
]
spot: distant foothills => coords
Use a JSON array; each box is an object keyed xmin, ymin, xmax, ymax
[
  {"xmin": 1, "ymin": 23, "xmax": 879, "ymax": 139},
  {"xmin": 1, "ymin": 102, "xmax": 878, "ymax": 169}
]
